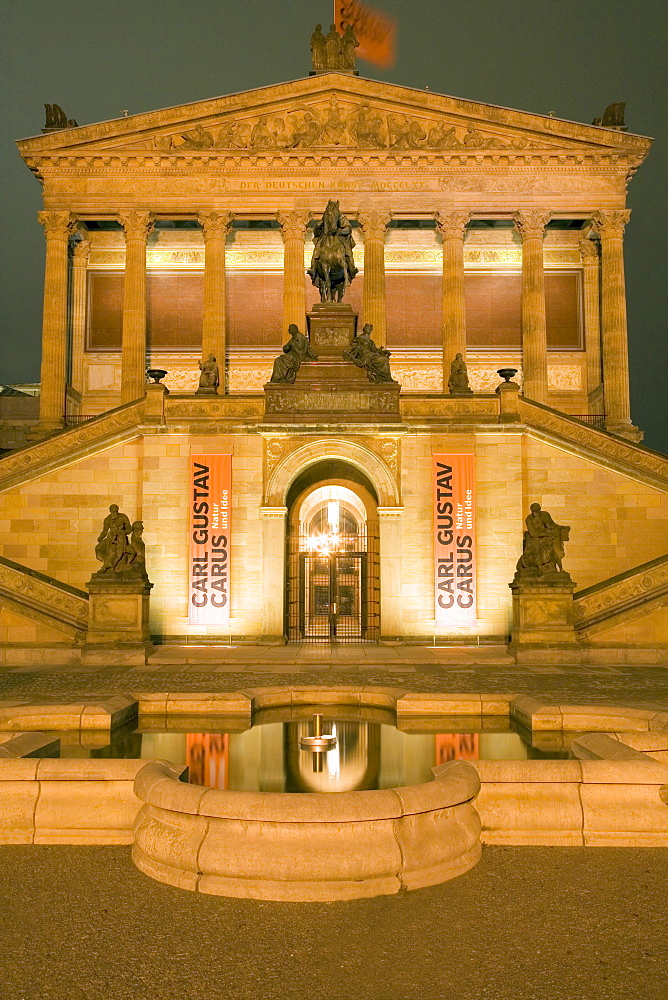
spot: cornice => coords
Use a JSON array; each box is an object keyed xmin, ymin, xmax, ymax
[{"xmin": 16, "ymin": 74, "xmax": 652, "ymax": 155}]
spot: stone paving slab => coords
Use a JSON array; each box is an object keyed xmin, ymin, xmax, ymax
[{"xmin": 1, "ymin": 845, "xmax": 666, "ymax": 1000}]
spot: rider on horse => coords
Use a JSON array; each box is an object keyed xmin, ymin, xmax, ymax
[{"xmin": 308, "ymin": 200, "xmax": 358, "ymax": 301}]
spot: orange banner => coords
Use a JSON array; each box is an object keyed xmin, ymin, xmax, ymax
[
  {"xmin": 335, "ymin": 0, "xmax": 396, "ymax": 68},
  {"xmin": 433, "ymin": 455, "xmax": 476, "ymax": 626},
  {"xmin": 189, "ymin": 454, "xmax": 231, "ymax": 626}
]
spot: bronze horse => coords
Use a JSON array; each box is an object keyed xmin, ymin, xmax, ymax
[{"xmin": 308, "ymin": 200, "xmax": 355, "ymax": 302}]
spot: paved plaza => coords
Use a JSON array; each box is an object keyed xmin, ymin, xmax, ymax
[{"xmin": 1, "ymin": 645, "xmax": 667, "ymax": 707}]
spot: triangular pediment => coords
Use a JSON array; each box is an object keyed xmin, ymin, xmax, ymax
[{"xmin": 17, "ymin": 74, "xmax": 651, "ymax": 158}]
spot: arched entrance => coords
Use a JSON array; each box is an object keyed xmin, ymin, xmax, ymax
[{"xmin": 285, "ymin": 461, "xmax": 380, "ymax": 642}]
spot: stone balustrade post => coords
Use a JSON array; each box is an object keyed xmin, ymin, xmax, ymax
[
  {"xmin": 513, "ymin": 210, "xmax": 551, "ymax": 404},
  {"xmin": 435, "ymin": 210, "xmax": 470, "ymax": 391},
  {"xmin": 70, "ymin": 239, "xmax": 90, "ymax": 398},
  {"xmin": 358, "ymin": 210, "xmax": 391, "ymax": 345},
  {"xmin": 590, "ymin": 210, "xmax": 638, "ymax": 439},
  {"xmin": 198, "ymin": 211, "xmax": 233, "ymax": 392},
  {"xmin": 37, "ymin": 211, "xmax": 77, "ymax": 431},
  {"xmin": 579, "ymin": 237, "xmax": 602, "ymax": 399},
  {"xmin": 278, "ymin": 210, "xmax": 310, "ymax": 336},
  {"xmin": 260, "ymin": 506, "xmax": 288, "ymax": 639},
  {"xmin": 119, "ymin": 211, "xmax": 154, "ymax": 404}
]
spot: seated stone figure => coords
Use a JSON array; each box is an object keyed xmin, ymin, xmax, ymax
[
  {"xmin": 197, "ymin": 354, "xmax": 219, "ymax": 393},
  {"xmin": 448, "ymin": 353, "xmax": 472, "ymax": 394},
  {"xmin": 516, "ymin": 503, "xmax": 570, "ymax": 577},
  {"xmin": 344, "ymin": 324, "xmax": 395, "ymax": 383},
  {"xmin": 270, "ymin": 324, "xmax": 318, "ymax": 384}
]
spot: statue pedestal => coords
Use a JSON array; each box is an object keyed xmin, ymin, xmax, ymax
[
  {"xmin": 508, "ymin": 574, "xmax": 581, "ymax": 664},
  {"xmin": 83, "ymin": 575, "xmax": 154, "ymax": 666},
  {"xmin": 263, "ymin": 303, "xmax": 401, "ymax": 423}
]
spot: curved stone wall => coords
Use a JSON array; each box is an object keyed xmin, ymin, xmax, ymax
[{"xmin": 132, "ymin": 759, "xmax": 481, "ymax": 901}]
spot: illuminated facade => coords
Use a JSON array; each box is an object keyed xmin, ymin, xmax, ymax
[{"xmin": 2, "ymin": 66, "xmax": 667, "ymax": 662}]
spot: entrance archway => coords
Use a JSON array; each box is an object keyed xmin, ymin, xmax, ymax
[{"xmin": 285, "ymin": 462, "xmax": 380, "ymax": 642}]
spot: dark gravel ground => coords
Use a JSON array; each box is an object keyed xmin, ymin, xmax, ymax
[{"xmin": 2, "ymin": 845, "xmax": 667, "ymax": 1000}]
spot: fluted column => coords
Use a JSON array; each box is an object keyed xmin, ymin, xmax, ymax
[
  {"xmin": 513, "ymin": 210, "xmax": 551, "ymax": 403},
  {"xmin": 358, "ymin": 210, "xmax": 391, "ymax": 345},
  {"xmin": 278, "ymin": 210, "xmax": 310, "ymax": 336},
  {"xmin": 119, "ymin": 211, "xmax": 154, "ymax": 404},
  {"xmin": 37, "ymin": 211, "xmax": 77, "ymax": 430},
  {"xmin": 435, "ymin": 210, "xmax": 470, "ymax": 390},
  {"xmin": 579, "ymin": 237, "xmax": 602, "ymax": 399},
  {"xmin": 591, "ymin": 210, "xmax": 636, "ymax": 437},
  {"xmin": 70, "ymin": 239, "xmax": 90, "ymax": 398},
  {"xmin": 198, "ymin": 211, "xmax": 233, "ymax": 393}
]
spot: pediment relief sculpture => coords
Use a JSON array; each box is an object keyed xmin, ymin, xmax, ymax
[{"xmin": 137, "ymin": 98, "xmax": 563, "ymax": 153}]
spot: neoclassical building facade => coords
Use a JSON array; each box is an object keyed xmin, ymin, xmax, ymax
[{"xmin": 1, "ymin": 63, "xmax": 667, "ymax": 660}]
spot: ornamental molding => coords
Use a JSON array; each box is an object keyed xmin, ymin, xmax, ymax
[
  {"xmin": 574, "ymin": 555, "xmax": 668, "ymax": 637},
  {"xmin": 0, "ymin": 402, "xmax": 144, "ymax": 493},
  {"xmin": 0, "ymin": 559, "xmax": 88, "ymax": 636},
  {"xmin": 518, "ymin": 397, "xmax": 668, "ymax": 489}
]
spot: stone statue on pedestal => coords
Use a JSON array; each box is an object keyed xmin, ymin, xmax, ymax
[
  {"xmin": 344, "ymin": 324, "xmax": 396, "ymax": 384},
  {"xmin": 308, "ymin": 200, "xmax": 358, "ymax": 302},
  {"xmin": 515, "ymin": 504, "xmax": 570, "ymax": 579},
  {"xmin": 448, "ymin": 353, "xmax": 473, "ymax": 395},
  {"xmin": 310, "ymin": 24, "xmax": 327, "ymax": 71},
  {"xmin": 93, "ymin": 505, "xmax": 149, "ymax": 580},
  {"xmin": 197, "ymin": 354, "xmax": 219, "ymax": 394},
  {"xmin": 270, "ymin": 324, "xmax": 318, "ymax": 384}
]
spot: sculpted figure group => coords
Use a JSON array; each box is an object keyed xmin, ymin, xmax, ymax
[
  {"xmin": 311, "ymin": 23, "xmax": 359, "ymax": 73},
  {"xmin": 150, "ymin": 100, "xmax": 531, "ymax": 152},
  {"xmin": 94, "ymin": 505, "xmax": 148, "ymax": 579}
]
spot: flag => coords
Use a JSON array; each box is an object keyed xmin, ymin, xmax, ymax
[{"xmin": 335, "ymin": 0, "xmax": 396, "ymax": 69}]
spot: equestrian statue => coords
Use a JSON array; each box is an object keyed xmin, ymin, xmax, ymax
[{"xmin": 307, "ymin": 199, "xmax": 358, "ymax": 303}]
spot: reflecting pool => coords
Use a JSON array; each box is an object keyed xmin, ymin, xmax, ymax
[{"xmin": 54, "ymin": 707, "xmax": 571, "ymax": 791}]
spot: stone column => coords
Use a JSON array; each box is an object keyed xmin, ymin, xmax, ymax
[
  {"xmin": 119, "ymin": 211, "xmax": 154, "ymax": 405},
  {"xmin": 513, "ymin": 210, "xmax": 551, "ymax": 404},
  {"xmin": 260, "ymin": 506, "xmax": 287, "ymax": 639},
  {"xmin": 358, "ymin": 210, "xmax": 392, "ymax": 345},
  {"xmin": 435, "ymin": 210, "xmax": 470, "ymax": 390},
  {"xmin": 37, "ymin": 211, "xmax": 77, "ymax": 431},
  {"xmin": 278, "ymin": 210, "xmax": 310, "ymax": 336},
  {"xmin": 579, "ymin": 237, "xmax": 602, "ymax": 399},
  {"xmin": 377, "ymin": 506, "xmax": 404, "ymax": 638},
  {"xmin": 198, "ymin": 211, "xmax": 233, "ymax": 391},
  {"xmin": 70, "ymin": 239, "xmax": 90, "ymax": 398},
  {"xmin": 591, "ymin": 210, "xmax": 637, "ymax": 438}
]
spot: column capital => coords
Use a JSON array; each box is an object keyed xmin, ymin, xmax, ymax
[
  {"xmin": 513, "ymin": 210, "xmax": 551, "ymax": 240},
  {"xmin": 579, "ymin": 237, "xmax": 599, "ymax": 265},
  {"xmin": 590, "ymin": 209, "xmax": 630, "ymax": 240},
  {"xmin": 277, "ymin": 210, "xmax": 310, "ymax": 242},
  {"xmin": 198, "ymin": 210, "xmax": 234, "ymax": 240},
  {"xmin": 435, "ymin": 210, "xmax": 470, "ymax": 241},
  {"xmin": 357, "ymin": 209, "xmax": 392, "ymax": 241},
  {"xmin": 118, "ymin": 210, "xmax": 155, "ymax": 241},
  {"xmin": 259, "ymin": 506, "xmax": 288, "ymax": 518},
  {"xmin": 38, "ymin": 211, "xmax": 77, "ymax": 241},
  {"xmin": 71, "ymin": 239, "xmax": 91, "ymax": 266}
]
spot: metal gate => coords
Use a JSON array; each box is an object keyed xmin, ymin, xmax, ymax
[{"xmin": 286, "ymin": 527, "xmax": 379, "ymax": 643}]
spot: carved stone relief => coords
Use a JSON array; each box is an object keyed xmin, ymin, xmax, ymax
[{"xmin": 145, "ymin": 97, "xmax": 552, "ymax": 153}]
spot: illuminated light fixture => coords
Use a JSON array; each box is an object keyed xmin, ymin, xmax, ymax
[{"xmin": 305, "ymin": 532, "xmax": 341, "ymax": 555}]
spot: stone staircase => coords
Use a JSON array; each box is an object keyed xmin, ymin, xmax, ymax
[
  {"xmin": 574, "ymin": 554, "xmax": 668, "ymax": 639},
  {"xmin": 0, "ymin": 555, "xmax": 88, "ymax": 640}
]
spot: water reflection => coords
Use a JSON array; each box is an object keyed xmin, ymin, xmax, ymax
[{"xmin": 57, "ymin": 714, "xmax": 571, "ymax": 789}]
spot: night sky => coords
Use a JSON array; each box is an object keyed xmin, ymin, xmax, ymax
[{"xmin": 1, "ymin": 0, "xmax": 666, "ymax": 452}]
